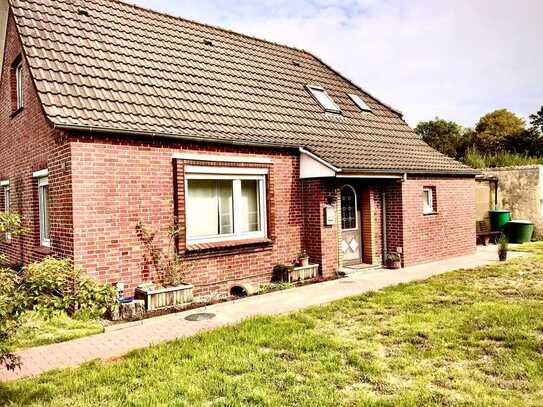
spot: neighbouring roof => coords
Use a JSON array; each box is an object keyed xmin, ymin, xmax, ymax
[{"xmin": 9, "ymin": 0, "xmax": 477, "ymax": 175}]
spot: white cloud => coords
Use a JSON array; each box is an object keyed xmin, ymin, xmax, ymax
[{"xmin": 136, "ymin": 0, "xmax": 542, "ymax": 127}]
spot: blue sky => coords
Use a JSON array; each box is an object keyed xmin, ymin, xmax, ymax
[{"xmin": 134, "ymin": 0, "xmax": 542, "ymax": 128}]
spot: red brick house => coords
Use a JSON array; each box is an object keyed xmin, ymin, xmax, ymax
[{"xmin": 0, "ymin": 0, "xmax": 478, "ymax": 296}]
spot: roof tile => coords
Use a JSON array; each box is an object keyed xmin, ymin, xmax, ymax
[{"xmin": 11, "ymin": 0, "xmax": 476, "ymax": 174}]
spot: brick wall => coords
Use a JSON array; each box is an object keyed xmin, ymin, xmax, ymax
[
  {"xmin": 69, "ymin": 136, "xmax": 307, "ymax": 296},
  {"xmin": 301, "ymin": 179, "xmax": 339, "ymax": 278},
  {"xmin": 0, "ymin": 13, "xmax": 73, "ymax": 265},
  {"xmin": 399, "ymin": 176, "xmax": 476, "ymax": 266}
]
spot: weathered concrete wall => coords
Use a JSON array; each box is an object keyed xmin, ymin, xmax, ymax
[
  {"xmin": 483, "ymin": 166, "xmax": 543, "ymax": 237},
  {"xmin": 475, "ymin": 177, "xmax": 497, "ymax": 222}
]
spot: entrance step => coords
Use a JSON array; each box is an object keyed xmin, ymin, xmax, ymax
[{"xmin": 339, "ymin": 264, "xmax": 382, "ymax": 276}]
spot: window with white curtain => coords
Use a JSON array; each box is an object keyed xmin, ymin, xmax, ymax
[
  {"xmin": 38, "ymin": 177, "xmax": 50, "ymax": 247},
  {"xmin": 185, "ymin": 167, "xmax": 267, "ymax": 244}
]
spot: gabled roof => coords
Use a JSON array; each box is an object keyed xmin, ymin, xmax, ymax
[{"xmin": 9, "ymin": 0, "xmax": 477, "ymax": 175}]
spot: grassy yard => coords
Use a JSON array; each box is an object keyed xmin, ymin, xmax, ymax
[
  {"xmin": 1, "ymin": 244, "xmax": 543, "ymax": 406},
  {"xmin": 9, "ymin": 313, "xmax": 104, "ymax": 351}
]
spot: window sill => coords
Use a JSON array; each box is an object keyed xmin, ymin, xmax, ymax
[
  {"xmin": 423, "ymin": 212, "xmax": 439, "ymax": 216},
  {"xmin": 185, "ymin": 238, "xmax": 272, "ymax": 255},
  {"xmin": 10, "ymin": 107, "xmax": 23, "ymax": 118},
  {"xmin": 35, "ymin": 245, "xmax": 52, "ymax": 255}
]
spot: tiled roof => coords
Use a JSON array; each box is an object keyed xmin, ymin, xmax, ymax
[{"xmin": 10, "ymin": 0, "xmax": 477, "ymax": 175}]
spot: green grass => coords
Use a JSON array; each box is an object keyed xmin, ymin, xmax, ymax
[
  {"xmin": 2, "ymin": 244, "xmax": 543, "ymax": 406},
  {"xmin": 8, "ymin": 313, "xmax": 104, "ymax": 351}
]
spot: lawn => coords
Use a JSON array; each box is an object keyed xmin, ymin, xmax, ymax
[
  {"xmin": 1, "ymin": 244, "xmax": 543, "ymax": 406},
  {"xmin": 9, "ymin": 313, "xmax": 104, "ymax": 351}
]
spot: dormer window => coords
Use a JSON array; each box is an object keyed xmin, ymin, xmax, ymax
[
  {"xmin": 307, "ymin": 85, "xmax": 341, "ymax": 114},
  {"xmin": 348, "ymin": 94, "xmax": 372, "ymax": 112}
]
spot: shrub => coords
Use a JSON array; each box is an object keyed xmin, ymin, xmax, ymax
[
  {"xmin": 464, "ymin": 148, "xmax": 543, "ymax": 169},
  {"xmin": 19, "ymin": 258, "xmax": 117, "ymax": 318}
]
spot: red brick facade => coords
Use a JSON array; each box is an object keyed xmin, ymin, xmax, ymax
[
  {"xmin": 0, "ymin": 13, "xmax": 476, "ymax": 296},
  {"xmin": 0, "ymin": 14, "xmax": 73, "ymax": 266}
]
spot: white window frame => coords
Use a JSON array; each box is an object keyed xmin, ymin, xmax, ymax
[
  {"xmin": 15, "ymin": 60, "xmax": 23, "ymax": 110},
  {"xmin": 348, "ymin": 94, "xmax": 372, "ymax": 112},
  {"xmin": 184, "ymin": 168, "xmax": 268, "ymax": 245},
  {"xmin": 38, "ymin": 176, "xmax": 50, "ymax": 247},
  {"xmin": 3, "ymin": 184, "xmax": 11, "ymax": 242},
  {"xmin": 307, "ymin": 85, "xmax": 341, "ymax": 114},
  {"xmin": 423, "ymin": 187, "xmax": 434, "ymax": 214}
]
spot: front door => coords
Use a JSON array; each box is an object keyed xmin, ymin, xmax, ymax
[{"xmin": 341, "ymin": 184, "xmax": 362, "ymax": 264}]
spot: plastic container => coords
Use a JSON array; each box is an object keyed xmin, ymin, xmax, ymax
[
  {"xmin": 489, "ymin": 210, "xmax": 511, "ymax": 231},
  {"xmin": 505, "ymin": 220, "xmax": 534, "ymax": 243}
]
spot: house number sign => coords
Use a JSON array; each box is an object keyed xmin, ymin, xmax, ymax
[{"xmin": 324, "ymin": 205, "xmax": 336, "ymax": 226}]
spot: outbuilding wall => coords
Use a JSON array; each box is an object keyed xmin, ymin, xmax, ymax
[{"xmin": 482, "ymin": 166, "xmax": 543, "ymax": 238}]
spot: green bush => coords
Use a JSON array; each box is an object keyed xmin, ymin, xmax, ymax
[
  {"xmin": 19, "ymin": 258, "xmax": 117, "ymax": 319},
  {"xmin": 464, "ymin": 148, "xmax": 543, "ymax": 169}
]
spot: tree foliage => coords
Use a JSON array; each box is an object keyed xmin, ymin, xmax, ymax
[
  {"xmin": 415, "ymin": 118, "xmax": 471, "ymax": 159},
  {"xmin": 416, "ymin": 107, "xmax": 543, "ymax": 168},
  {"xmin": 530, "ymin": 106, "xmax": 543, "ymax": 133},
  {"xmin": 473, "ymin": 109, "xmax": 526, "ymax": 154}
]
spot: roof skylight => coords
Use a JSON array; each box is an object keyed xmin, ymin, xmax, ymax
[
  {"xmin": 348, "ymin": 94, "xmax": 372, "ymax": 112},
  {"xmin": 307, "ymin": 85, "xmax": 341, "ymax": 114}
]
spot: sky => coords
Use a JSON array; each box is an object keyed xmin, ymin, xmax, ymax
[{"xmin": 134, "ymin": 0, "xmax": 542, "ymax": 127}]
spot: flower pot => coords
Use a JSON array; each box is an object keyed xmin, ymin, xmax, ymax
[
  {"xmin": 498, "ymin": 251, "xmax": 508, "ymax": 262},
  {"xmin": 288, "ymin": 264, "xmax": 319, "ymax": 283},
  {"xmin": 386, "ymin": 260, "xmax": 402, "ymax": 269},
  {"xmin": 299, "ymin": 257, "xmax": 309, "ymax": 267},
  {"xmin": 135, "ymin": 283, "xmax": 194, "ymax": 311}
]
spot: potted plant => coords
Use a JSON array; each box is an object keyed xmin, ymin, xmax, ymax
[
  {"xmin": 497, "ymin": 234, "xmax": 508, "ymax": 262},
  {"xmin": 386, "ymin": 252, "xmax": 402, "ymax": 269},
  {"xmin": 135, "ymin": 221, "xmax": 194, "ymax": 311},
  {"xmin": 298, "ymin": 249, "xmax": 310, "ymax": 267}
]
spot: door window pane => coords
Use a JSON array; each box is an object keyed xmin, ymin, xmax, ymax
[
  {"xmin": 341, "ymin": 186, "xmax": 357, "ymax": 230},
  {"xmin": 240, "ymin": 180, "xmax": 260, "ymax": 233}
]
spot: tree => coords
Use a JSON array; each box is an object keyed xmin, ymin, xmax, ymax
[
  {"xmin": 473, "ymin": 109, "xmax": 525, "ymax": 154},
  {"xmin": 415, "ymin": 118, "xmax": 470, "ymax": 159},
  {"xmin": 530, "ymin": 106, "xmax": 543, "ymax": 133}
]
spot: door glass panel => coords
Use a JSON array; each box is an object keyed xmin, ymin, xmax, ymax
[{"xmin": 341, "ymin": 186, "xmax": 356, "ymax": 230}]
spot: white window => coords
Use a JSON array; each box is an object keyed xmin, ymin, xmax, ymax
[
  {"xmin": 423, "ymin": 187, "xmax": 434, "ymax": 214},
  {"xmin": 3, "ymin": 185, "xmax": 11, "ymax": 241},
  {"xmin": 307, "ymin": 85, "xmax": 341, "ymax": 114},
  {"xmin": 38, "ymin": 177, "xmax": 50, "ymax": 247},
  {"xmin": 15, "ymin": 61, "xmax": 23, "ymax": 110},
  {"xmin": 348, "ymin": 94, "xmax": 372, "ymax": 112},
  {"xmin": 185, "ymin": 167, "xmax": 267, "ymax": 244}
]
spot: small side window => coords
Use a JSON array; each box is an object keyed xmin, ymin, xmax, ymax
[
  {"xmin": 11, "ymin": 56, "xmax": 24, "ymax": 113},
  {"xmin": 423, "ymin": 187, "xmax": 436, "ymax": 214},
  {"xmin": 38, "ymin": 176, "xmax": 50, "ymax": 247},
  {"xmin": 15, "ymin": 61, "xmax": 24, "ymax": 110},
  {"xmin": 2, "ymin": 183, "xmax": 11, "ymax": 241}
]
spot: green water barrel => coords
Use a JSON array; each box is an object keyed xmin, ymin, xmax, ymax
[
  {"xmin": 506, "ymin": 220, "xmax": 534, "ymax": 243},
  {"xmin": 489, "ymin": 210, "xmax": 511, "ymax": 231}
]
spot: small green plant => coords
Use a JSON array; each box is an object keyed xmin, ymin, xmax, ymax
[
  {"xmin": 386, "ymin": 252, "xmax": 401, "ymax": 262},
  {"xmin": 497, "ymin": 234, "xmax": 509, "ymax": 261},
  {"xmin": 258, "ymin": 282, "xmax": 295, "ymax": 294}
]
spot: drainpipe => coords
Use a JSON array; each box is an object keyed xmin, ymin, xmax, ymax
[{"xmin": 381, "ymin": 192, "xmax": 387, "ymax": 264}]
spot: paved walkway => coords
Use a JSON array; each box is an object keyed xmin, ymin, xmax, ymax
[{"xmin": 0, "ymin": 246, "xmax": 527, "ymax": 381}]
